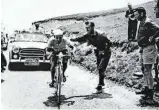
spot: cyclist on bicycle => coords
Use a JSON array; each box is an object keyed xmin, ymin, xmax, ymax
[{"xmin": 47, "ymin": 29, "xmax": 74, "ymax": 88}]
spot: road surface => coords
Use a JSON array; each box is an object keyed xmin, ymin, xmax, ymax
[{"xmin": 1, "ymin": 50, "xmax": 143, "ymax": 109}]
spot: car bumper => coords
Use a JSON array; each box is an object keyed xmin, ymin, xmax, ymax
[{"xmin": 10, "ymin": 59, "xmax": 50, "ymax": 63}]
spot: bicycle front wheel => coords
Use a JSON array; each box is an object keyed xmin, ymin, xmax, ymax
[{"xmin": 57, "ymin": 66, "xmax": 62, "ymax": 108}]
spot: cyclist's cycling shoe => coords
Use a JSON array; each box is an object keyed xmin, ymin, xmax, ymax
[
  {"xmin": 63, "ymin": 75, "xmax": 66, "ymax": 82},
  {"xmin": 49, "ymin": 82, "xmax": 54, "ymax": 88}
]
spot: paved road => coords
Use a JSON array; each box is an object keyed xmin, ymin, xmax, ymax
[{"xmin": 1, "ymin": 50, "xmax": 142, "ymax": 109}]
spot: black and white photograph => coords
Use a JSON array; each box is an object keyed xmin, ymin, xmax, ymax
[{"xmin": 1, "ymin": 0, "xmax": 159, "ymax": 109}]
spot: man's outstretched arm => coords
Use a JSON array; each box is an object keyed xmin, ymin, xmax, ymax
[
  {"xmin": 65, "ymin": 40, "xmax": 74, "ymax": 50},
  {"xmin": 70, "ymin": 34, "xmax": 88, "ymax": 43}
]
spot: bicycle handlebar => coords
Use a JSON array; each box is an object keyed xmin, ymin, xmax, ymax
[{"xmin": 56, "ymin": 52, "xmax": 71, "ymax": 58}]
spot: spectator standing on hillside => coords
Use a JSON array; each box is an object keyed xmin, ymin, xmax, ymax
[
  {"xmin": 70, "ymin": 21, "xmax": 112, "ymax": 93},
  {"xmin": 155, "ymin": 0, "xmax": 159, "ymax": 18},
  {"xmin": 134, "ymin": 7, "xmax": 159, "ymax": 100},
  {"xmin": 125, "ymin": 3, "xmax": 138, "ymax": 41}
]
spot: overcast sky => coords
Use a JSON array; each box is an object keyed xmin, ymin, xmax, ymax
[{"xmin": 1, "ymin": 0, "xmax": 153, "ymax": 33}]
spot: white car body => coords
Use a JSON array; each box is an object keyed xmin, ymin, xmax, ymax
[{"xmin": 9, "ymin": 33, "xmax": 50, "ymax": 69}]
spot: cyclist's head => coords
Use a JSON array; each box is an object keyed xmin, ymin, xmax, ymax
[{"xmin": 53, "ymin": 29, "xmax": 64, "ymax": 42}]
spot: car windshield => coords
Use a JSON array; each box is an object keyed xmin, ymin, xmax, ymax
[{"xmin": 15, "ymin": 33, "xmax": 48, "ymax": 43}]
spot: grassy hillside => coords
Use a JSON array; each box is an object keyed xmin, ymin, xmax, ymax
[{"xmin": 34, "ymin": 1, "xmax": 159, "ymax": 106}]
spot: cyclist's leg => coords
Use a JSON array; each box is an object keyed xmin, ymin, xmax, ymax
[
  {"xmin": 62, "ymin": 60, "xmax": 68, "ymax": 82},
  {"xmin": 50, "ymin": 57, "xmax": 57, "ymax": 87},
  {"xmin": 62, "ymin": 50, "xmax": 69, "ymax": 82},
  {"xmin": 63, "ymin": 58, "xmax": 68, "ymax": 74}
]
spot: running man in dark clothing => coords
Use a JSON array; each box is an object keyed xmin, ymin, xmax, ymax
[{"xmin": 70, "ymin": 21, "xmax": 112, "ymax": 92}]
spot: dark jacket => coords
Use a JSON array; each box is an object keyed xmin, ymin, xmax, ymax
[
  {"xmin": 137, "ymin": 18, "xmax": 159, "ymax": 48},
  {"xmin": 71, "ymin": 31, "xmax": 112, "ymax": 52}
]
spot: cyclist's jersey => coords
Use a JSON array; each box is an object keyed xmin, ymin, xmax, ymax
[{"xmin": 47, "ymin": 38, "xmax": 72, "ymax": 51}]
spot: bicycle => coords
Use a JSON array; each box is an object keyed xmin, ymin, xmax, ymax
[{"xmin": 48, "ymin": 48, "xmax": 71, "ymax": 108}]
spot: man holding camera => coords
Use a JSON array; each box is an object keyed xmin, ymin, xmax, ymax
[{"xmin": 125, "ymin": 3, "xmax": 138, "ymax": 41}]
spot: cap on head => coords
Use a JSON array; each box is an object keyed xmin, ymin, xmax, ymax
[
  {"xmin": 85, "ymin": 21, "xmax": 95, "ymax": 27},
  {"xmin": 53, "ymin": 29, "xmax": 63, "ymax": 36},
  {"xmin": 128, "ymin": 3, "xmax": 132, "ymax": 6}
]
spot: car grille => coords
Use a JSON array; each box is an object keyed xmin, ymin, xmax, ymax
[{"xmin": 19, "ymin": 48, "xmax": 45, "ymax": 60}]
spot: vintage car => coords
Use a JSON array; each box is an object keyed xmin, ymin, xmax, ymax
[{"xmin": 8, "ymin": 32, "xmax": 51, "ymax": 70}]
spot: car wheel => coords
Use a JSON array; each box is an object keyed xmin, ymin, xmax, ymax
[
  {"xmin": 42, "ymin": 64, "xmax": 50, "ymax": 71},
  {"xmin": 3, "ymin": 47, "xmax": 7, "ymax": 51},
  {"xmin": 8, "ymin": 62, "xmax": 15, "ymax": 70}
]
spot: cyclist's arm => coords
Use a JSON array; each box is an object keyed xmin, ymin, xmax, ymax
[{"xmin": 47, "ymin": 39, "xmax": 55, "ymax": 52}]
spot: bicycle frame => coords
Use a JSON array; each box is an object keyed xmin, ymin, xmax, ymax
[
  {"xmin": 54, "ymin": 52, "xmax": 70, "ymax": 108},
  {"xmin": 48, "ymin": 49, "xmax": 71, "ymax": 108}
]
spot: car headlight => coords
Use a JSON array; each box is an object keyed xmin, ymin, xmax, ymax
[{"xmin": 12, "ymin": 47, "xmax": 19, "ymax": 53}]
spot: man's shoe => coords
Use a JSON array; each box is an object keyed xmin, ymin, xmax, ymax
[
  {"xmin": 135, "ymin": 87, "xmax": 148, "ymax": 95},
  {"xmin": 95, "ymin": 89, "xmax": 104, "ymax": 94},
  {"xmin": 95, "ymin": 85, "xmax": 104, "ymax": 94},
  {"xmin": 96, "ymin": 85, "xmax": 103, "ymax": 91},
  {"xmin": 147, "ymin": 89, "xmax": 154, "ymax": 99}
]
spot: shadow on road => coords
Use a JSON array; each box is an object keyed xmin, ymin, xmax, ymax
[
  {"xmin": 43, "ymin": 92, "xmax": 113, "ymax": 107},
  {"xmin": 8, "ymin": 65, "xmax": 50, "ymax": 71}
]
